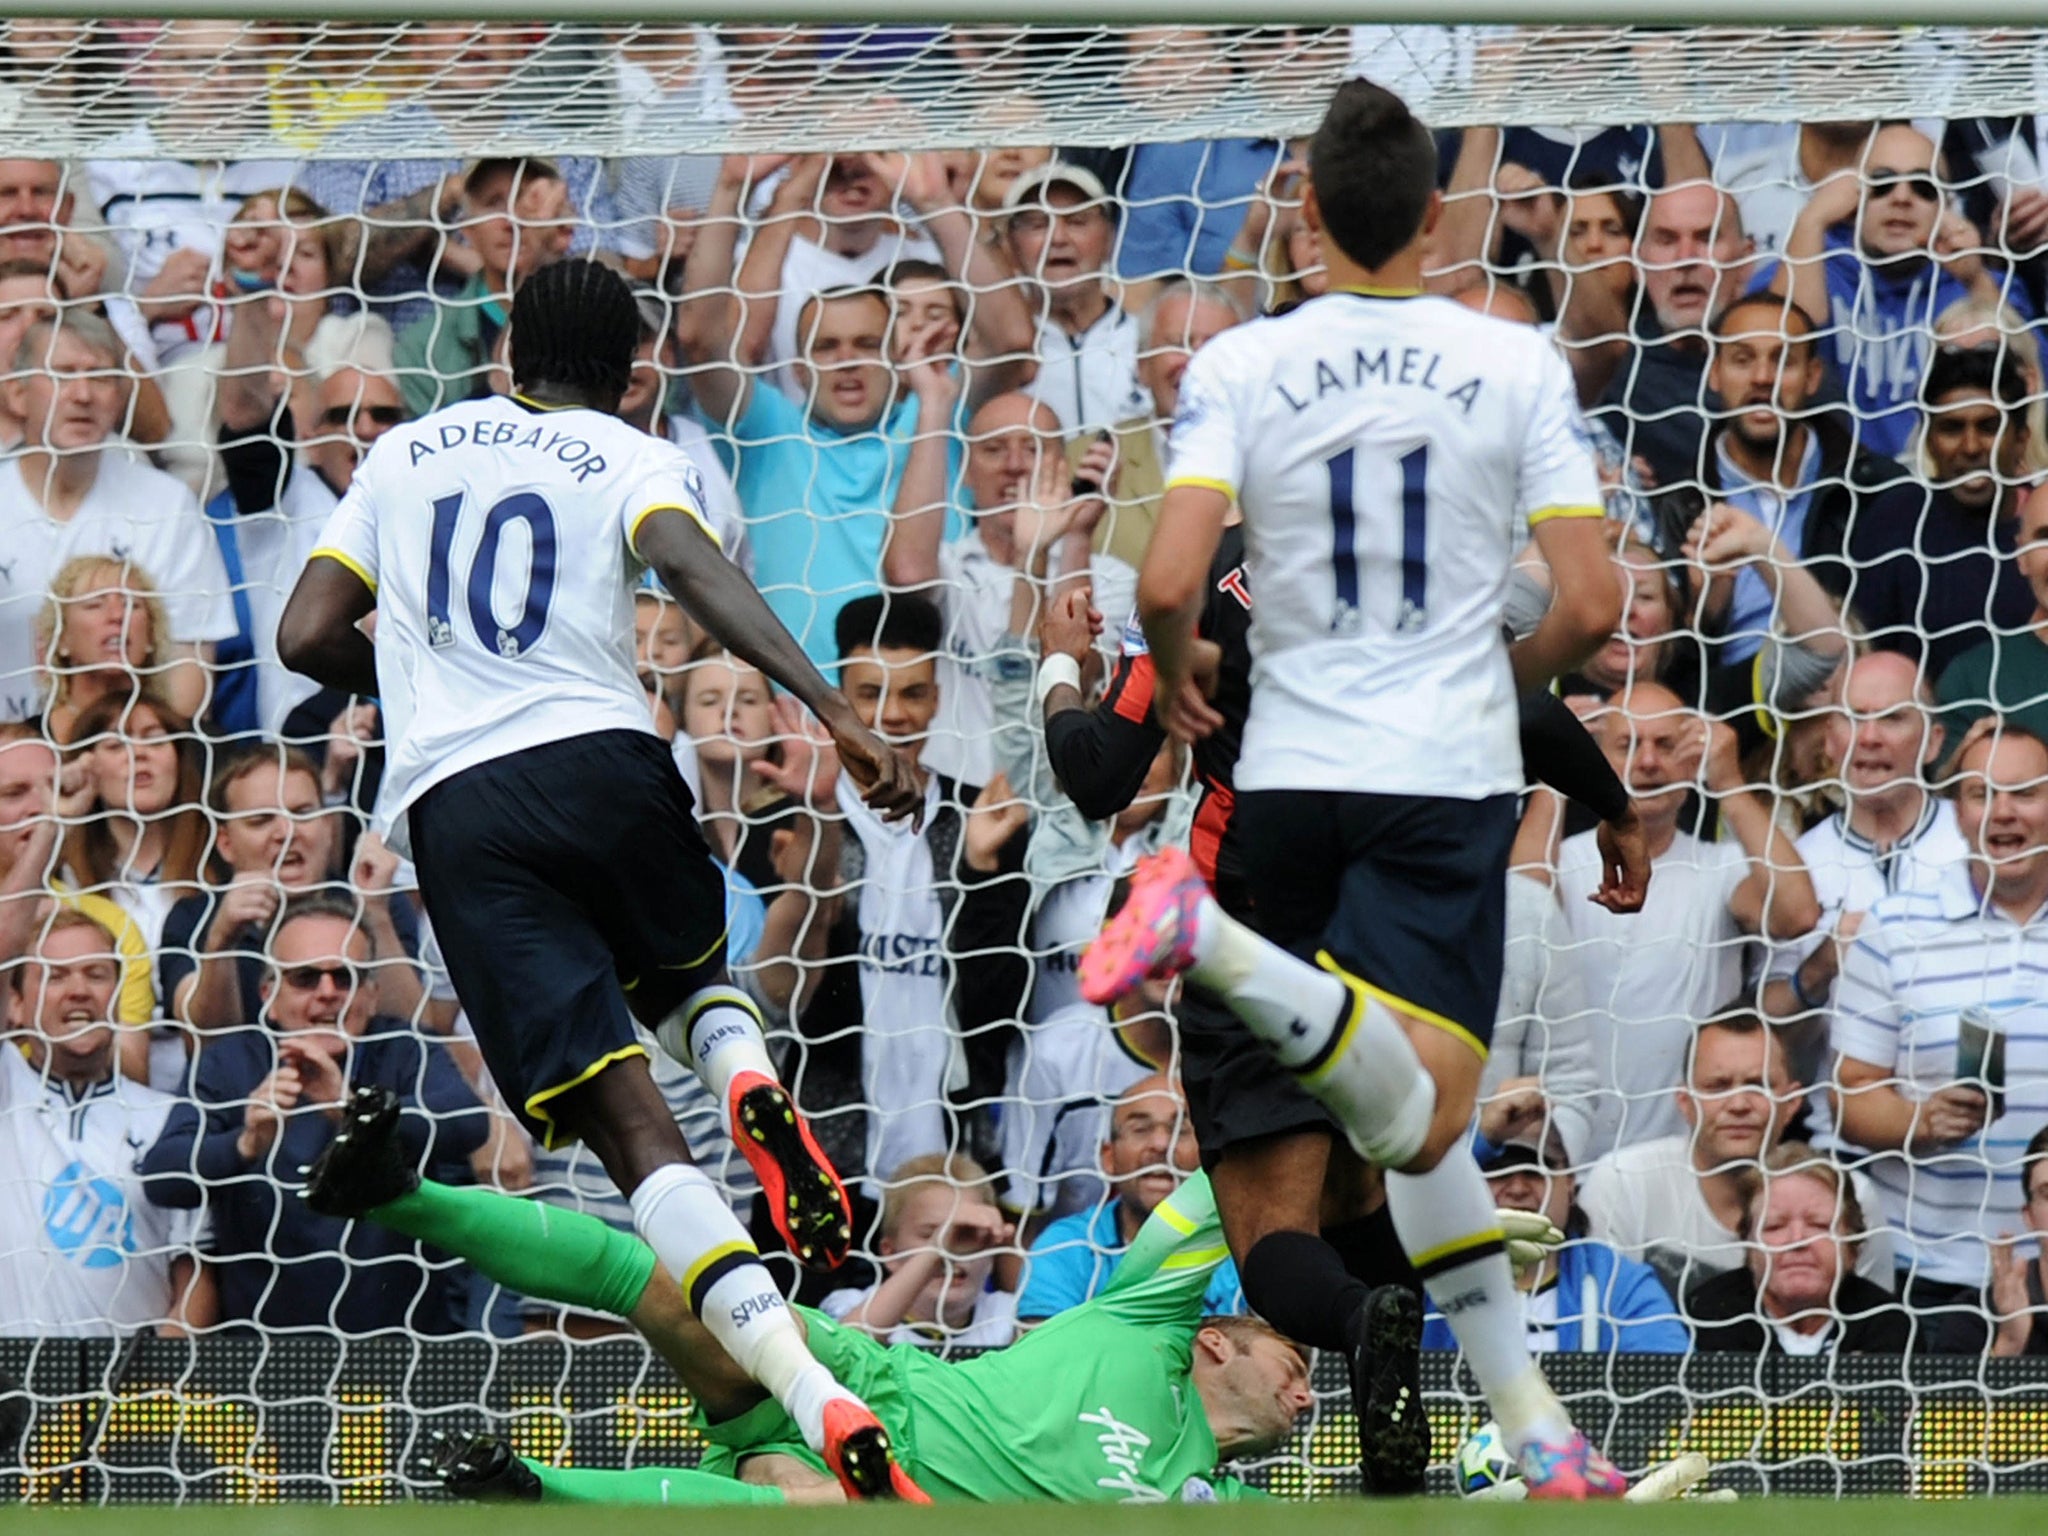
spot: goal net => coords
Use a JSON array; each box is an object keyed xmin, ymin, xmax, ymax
[{"xmin": 1, "ymin": 12, "xmax": 2047, "ymax": 1506}]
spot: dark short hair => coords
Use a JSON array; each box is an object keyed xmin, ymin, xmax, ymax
[
  {"xmin": 1683, "ymin": 1006, "xmax": 1775, "ymax": 1083},
  {"xmin": 1563, "ymin": 167, "xmax": 1644, "ymax": 239},
  {"xmin": 1306, "ymin": 78, "xmax": 1438, "ymax": 272},
  {"xmin": 1921, "ymin": 342, "xmax": 2029, "ymax": 418},
  {"xmin": 835, "ymin": 592, "xmax": 942, "ymax": 661},
  {"xmin": 1708, "ymin": 292, "xmax": 1819, "ymax": 345},
  {"xmin": 510, "ymin": 258, "xmax": 637, "ymax": 404},
  {"xmin": 464, "ymin": 156, "xmax": 562, "ymax": 201},
  {"xmin": 271, "ymin": 891, "xmax": 364, "ymax": 951},
  {"xmin": 883, "ymin": 260, "xmax": 965, "ymax": 325},
  {"xmin": 795, "ymin": 284, "xmax": 891, "ymax": 351},
  {"xmin": 2024, "ymin": 1124, "xmax": 2048, "ymax": 1203}
]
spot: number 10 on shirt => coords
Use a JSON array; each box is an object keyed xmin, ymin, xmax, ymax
[
  {"xmin": 1324, "ymin": 443, "xmax": 1428, "ymax": 635},
  {"xmin": 426, "ymin": 490, "xmax": 559, "ymax": 658}
]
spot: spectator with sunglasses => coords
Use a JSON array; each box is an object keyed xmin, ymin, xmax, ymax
[
  {"xmin": 1850, "ymin": 344, "xmax": 2039, "ymax": 680},
  {"xmin": 1772, "ymin": 124, "xmax": 2031, "ymax": 459},
  {"xmin": 141, "ymin": 891, "xmax": 488, "ymax": 1334}
]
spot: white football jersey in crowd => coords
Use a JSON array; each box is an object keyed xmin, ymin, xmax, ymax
[
  {"xmin": 0, "ymin": 449, "xmax": 237, "ymax": 722},
  {"xmin": 0, "ymin": 1047, "xmax": 203, "ymax": 1336},
  {"xmin": 311, "ymin": 395, "xmax": 715, "ymax": 856},
  {"xmin": 1166, "ymin": 291, "xmax": 1603, "ymax": 799},
  {"xmin": 83, "ymin": 138, "xmax": 301, "ymax": 364},
  {"xmin": 837, "ymin": 772, "xmax": 957, "ymax": 1192},
  {"xmin": 1554, "ymin": 828, "xmax": 1751, "ymax": 1158}
]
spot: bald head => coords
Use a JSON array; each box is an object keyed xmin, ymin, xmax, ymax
[
  {"xmin": 964, "ymin": 390, "xmax": 1064, "ymax": 515},
  {"xmin": 1640, "ymin": 182, "xmax": 1751, "ymax": 335},
  {"xmin": 1103, "ymin": 1071, "xmax": 1196, "ymax": 1221},
  {"xmin": 1828, "ymin": 650, "xmax": 1942, "ymax": 798},
  {"xmin": 1857, "ymin": 124, "xmax": 1943, "ymax": 262},
  {"xmin": 1454, "ymin": 283, "xmax": 1540, "ymax": 327},
  {"xmin": 1599, "ymin": 682, "xmax": 1697, "ymax": 813}
]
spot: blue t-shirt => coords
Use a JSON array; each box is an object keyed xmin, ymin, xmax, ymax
[
  {"xmin": 1116, "ymin": 138, "xmax": 1284, "ymax": 281},
  {"xmin": 1017, "ymin": 1200, "xmax": 1244, "ymax": 1320},
  {"xmin": 698, "ymin": 384, "xmax": 968, "ymax": 670},
  {"xmin": 1757, "ymin": 229, "xmax": 2034, "ymax": 460}
]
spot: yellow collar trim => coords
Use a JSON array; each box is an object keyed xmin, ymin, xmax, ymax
[
  {"xmin": 1333, "ymin": 284, "xmax": 1425, "ymax": 298},
  {"xmin": 512, "ymin": 391, "xmax": 574, "ymax": 413}
]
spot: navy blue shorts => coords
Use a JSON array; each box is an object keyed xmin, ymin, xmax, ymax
[
  {"xmin": 1184, "ymin": 790, "xmax": 1515, "ymax": 1158},
  {"xmin": 408, "ymin": 730, "xmax": 728, "ymax": 1148}
]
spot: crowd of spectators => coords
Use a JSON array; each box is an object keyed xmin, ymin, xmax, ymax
[{"xmin": 3, "ymin": 19, "xmax": 2048, "ymax": 1382}]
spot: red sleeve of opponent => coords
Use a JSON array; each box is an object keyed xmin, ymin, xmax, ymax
[{"xmin": 1104, "ymin": 652, "xmax": 1158, "ymax": 725}]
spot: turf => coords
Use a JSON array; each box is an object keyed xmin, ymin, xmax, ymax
[{"xmin": 7, "ymin": 1499, "xmax": 2048, "ymax": 1536}]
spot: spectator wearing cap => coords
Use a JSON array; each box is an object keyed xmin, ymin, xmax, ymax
[
  {"xmin": 1005, "ymin": 161, "xmax": 1150, "ymax": 433},
  {"xmin": 1849, "ymin": 345, "xmax": 2038, "ymax": 679},
  {"xmin": 1686, "ymin": 1146, "xmax": 1913, "ymax": 1355},
  {"xmin": 1941, "ymin": 487, "xmax": 2048, "ymax": 743},
  {"xmin": 393, "ymin": 158, "xmax": 573, "ymax": 418},
  {"xmin": 1989, "ymin": 1124, "xmax": 2048, "ymax": 1356},
  {"xmin": 1833, "ymin": 716, "xmax": 2048, "ymax": 1353},
  {"xmin": 1420, "ymin": 1126, "xmax": 1688, "ymax": 1355},
  {"xmin": 140, "ymin": 892, "xmax": 488, "ymax": 1334},
  {"xmin": 1771, "ymin": 123, "xmax": 2032, "ymax": 460}
]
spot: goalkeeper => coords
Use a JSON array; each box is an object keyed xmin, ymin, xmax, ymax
[{"xmin": 310, "ymin": 1085, "xmax": 1315, "ymax": 1505}]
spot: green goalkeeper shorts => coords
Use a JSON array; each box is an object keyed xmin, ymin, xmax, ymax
[{"xmin": 695, "ymin": 1307, "xmax": 921, "ymax": 1483}]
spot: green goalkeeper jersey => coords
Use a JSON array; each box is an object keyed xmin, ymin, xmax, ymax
[{"xmin": 701, "ymin": 1173, "xmax": 1262, "ymax": 1503}]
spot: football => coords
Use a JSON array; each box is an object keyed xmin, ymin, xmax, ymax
[{"xmin": 1455, "ymin": 1420, "xmax": 1523, "ymax": 1497}]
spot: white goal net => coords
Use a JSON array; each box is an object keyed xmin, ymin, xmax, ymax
[{"xmin": 2, "ymin": 12, "xmax": 2048, "ymax": 1507}]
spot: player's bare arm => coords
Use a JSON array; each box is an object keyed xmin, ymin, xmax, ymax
[
  {"xmin": 277, "ymin": 556, "xmax": 380, "ymax": 697},
  {"xmin": 636, "ymin": 508, "xmax": 922, "ymax": 825},
  {"xmin": 1138, "ymin": 482, "xmax": 1230, "ymax": 743},
  {"xmin": 1510, "ymin": 511, "xmax": 1623, "ymax": 692}
]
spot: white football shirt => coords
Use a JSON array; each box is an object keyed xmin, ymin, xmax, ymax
[
  {"xmin": 0, "ymin": 448, "xmax": 238, "ymax": 722},
  {"xmin": 1166, "ymin": 291, "xmax": 1603, "ymax": 798},
  {"xmin": 310, "ymin": 394, "xmax": 715, "ymax": 856},
  {"xmin": 0, "ymin": 1046, "xmax": 203, "ymax": 1337}
]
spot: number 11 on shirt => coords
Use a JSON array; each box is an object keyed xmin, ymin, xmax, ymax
[{"xmin": 1324, "ymin": 444, "xmax": 1429, "ymax": 634}]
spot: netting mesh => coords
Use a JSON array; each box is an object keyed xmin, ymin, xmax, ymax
[
  {"xmin": 4, "ymin": 23, "xmax": 2048, "ymax": 156},
  {"xmin": 4, "ymin": 11, "xmax": 2048, "ymax": 1507}
]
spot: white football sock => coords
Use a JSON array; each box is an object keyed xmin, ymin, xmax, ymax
[
  {"xmin": 1189, "ymin": 902, "xmax": 1436, "ymax": 1166},
  {"xmin": 1385, "ymin": 1155, "xmax": 1570, "ymax": 1451},
  {"xmin": 628, "ymin": 1163, "xmax": 855, "ymax": 1450},
  {"xmin": 658, "ymin": 985, "xmax": 779, "ymax": 1109}
]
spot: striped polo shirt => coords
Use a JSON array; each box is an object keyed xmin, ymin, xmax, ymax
[{"xmin": 1832, "ymin": 862, "xmax": 2048, "ymax": 1286}]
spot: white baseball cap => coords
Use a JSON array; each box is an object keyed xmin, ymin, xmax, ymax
[{"xmin": 1002, "ymin": 160, "xmax": 1115, "ymax": 219}]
